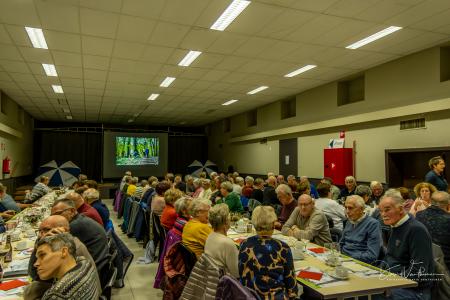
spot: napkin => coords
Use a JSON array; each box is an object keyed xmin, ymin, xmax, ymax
[
  {"xmin": 308, "ymin": 247, "xmax": 325, "ymax": 254},
  {"xmin": 0, "ymin": 279, "xmax": 29, "ymax": 291},
  {"xmin": 297, "ymin": 270, "xmax": 323, "ymax": 281}
]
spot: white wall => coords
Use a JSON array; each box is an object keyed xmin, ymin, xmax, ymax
[{"xmin": 0, "ymin": 92, "xmax": 33, "ymax": 177}]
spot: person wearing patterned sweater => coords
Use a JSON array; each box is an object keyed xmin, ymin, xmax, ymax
[
  {"xmin": 239, "ymin": 206, "xmax": 300, "ymax": 300},
  {"xmin": 33, "ymin": 233, "xmax": 100, "ymax": 300}
]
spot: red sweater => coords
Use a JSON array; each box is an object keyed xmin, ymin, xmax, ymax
[
  {"xmin": 78, "ymin": 203, "xmax": 104, "ymax": 226},
  {"xmin": 161, "ymin": 204, "xmax": 178, "ymax": 230}
]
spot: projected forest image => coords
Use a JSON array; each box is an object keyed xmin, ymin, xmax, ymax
[{"xmin": 116, "ymin": 137, "xmax": 159, "ymax": 166}]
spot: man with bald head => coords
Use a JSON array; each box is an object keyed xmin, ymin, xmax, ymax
[
  {"xmin": 25, "ymin": 215, "xmax": 100, "ymax": 299},
  {"xmin": 339, "ymin": 195, "xmax": 381, "ymax": 264},
  {"xmin": 66, "ymin": 191, "xmax": 103, "ymax": 226},
  {"xmin": 51, "ymin": 198, "xmax": 109, "ymax": 288},
  {"xmin": 281, "ymin": 194, "xmax": 332, "ymax": 246},
  {"xmin": 375, "ymin": 190, "xmax": 434, "ymax": 300}
]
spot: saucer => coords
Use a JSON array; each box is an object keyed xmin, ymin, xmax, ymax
[{"xmin": 327, "ymin": 271, "xmax": 349, "ymax": 280}]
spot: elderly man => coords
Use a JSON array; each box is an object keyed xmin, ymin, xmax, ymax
[
  {"xmin": 339, "ymin": 176, "xmax": 357, "ymax": 200},
  {"xmin": 83, "ymin": 188, "xmax": 110, "ymax": 228},
  {"xmin": 315, "ymin": 183, "xmax": 346, "ymax": 230},
  {"xmin": 25, "ymin": 176, "xmax": 52, "ymax": 204},
  {"xmin": 287, "ymin": 175, "xmax": 298, "ymax": 193},
  {"xmin": 33, "ymin": 233, "xmax": 100, "ymax": 299},
  {"xmin": 0, "ymin": 184, "xmax": 21, "ymax": 212},
  {"xmin": 300, "ymin": 176, "xmax": 319, "ymax": 199},
  {"xmin": 416, "ymin": 191, "xmax": 450, "ymax": 271},
  {"xmin": 218, "ymin": 181, "xmax": 244, "ymax": 213},
  {"xmin": 277, "ymin": 174, "xmax": 286, "ymax": 185},
  {"xmin": 25, "ymin": 215, "xmax": 100, "ymax": 299},
  {"xmin": 263, "ymin": 176, "xmax": 279, "ymax": 206},
  {"xmin": 376, "ymin": 190, "xmax": 434, "ymax": 300},
  {"xmin": 369, "ymin": 181, "xmax": 384, "ymax": 205},
  {"xmin": 250, "ymin": 178, "xmax": 265, "ymax": 203},
  {"xmin": 340, "ymin": 195, "xmax": 381, "ymax": 264},
  {"xmin": 274, "ymin": 184, "xmax": 297, "ymax": 230},
  {"xmin": 282, "ymin": 194, "xmax": 332, "ymax": 246},
  {"xmin": 51, "ymin": 199, "xmax": 109, "ymax": 288},
  {"xmin": 65, "ymin": 191, "xmax": 103, "ymax": 226}
]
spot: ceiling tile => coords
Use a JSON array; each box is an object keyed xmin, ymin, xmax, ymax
[
  {"xmin": 112, "ymin": 41, "xmax": 145, "ymax": 59},
  {"xmin": 116, "ymin": 15, "xmax": 156, "ymax": 43},
  {"xmin": 0, "ymin": 44, "xmax": 23, "ymax": 60},
  {"xmin": 52, "ymin": 51, "xmax": 82, "ymax": 67},
  {"xmin": 57, "ymin": 66, "xmax": 83, "ymax": 78},
  {"xmin": 149, "ymin": 22, "xmax": 190, "ymax": 48},
  {"xmin": 79, "ymin": 0, "xmax": 123, "ymax": 13},
  {"xmin": 36, "ymin": 1, "xmax": 79, "ymax": 33},
  {"xmin": 0, "ymin": 60, "xmax": 29, "ymax": 73},
  {"xmin": 160, "ymin": 0, "xmax": 209, "ymax": 26},
  {"xmin": 80, "ymin": 8, "xmax": 120, "ymax": 39},
  {"xmin": 121, "ymin": 0, "xmax": 165, "ymax": 19},
  {"xmin": 83, "ymin": 55, "xmax": 110, "ymax": 70},
  {"xmin": 19, "ymin": 47, "xmax": 52, "ymax": 63},
  {"xmin": 46, "ymin": 31, "xmax": 81, "ymax": 53},
  {"xmin": 0, "ymin": 0, "xmax": 40, "ymax": 26},
  {"xmin": 81, "ymin": 36, "xmax": 114, "ymax": 56},
  {"xmin": 0, "ymin": 25, "xmax": 13, "ymax": 44},
  {"xmin": 140, "ymin": 45, "xmax": 175, "ymax": 64}
]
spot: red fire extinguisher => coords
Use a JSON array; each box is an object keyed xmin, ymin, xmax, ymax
[{"xmin": 3, "ymin": 156, "xmax": 11, "ymax": 174}]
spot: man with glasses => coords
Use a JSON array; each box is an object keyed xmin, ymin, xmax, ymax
[
  {"xmin": 281, "ymin": 194, "xmax": 332, "ymax": 246},
  {"xmin": 51, "ymin": 198, "xmax": 109, "ymax": 288},
  {"xmin": 25, "ymin": 215, "xmax": 100, "ymax": 299}
]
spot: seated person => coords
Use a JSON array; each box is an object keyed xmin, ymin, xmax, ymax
[
  {"xmin": 51, "ymin": 199, "xmax": 109, "ymax": 288},
  {"xmin": 161, "ymin": 188, "xmax": 183, "ymax": 230},
  {"xmin": 239, "ymin": 206, "xmax": 299, "ymax": 299},
  {"xmin": 300, "ymin": 176, "xmax": 319, "ymax": 199},
  {"xmin": 409, "ymin": 182, "xmax": 437, "ymax": 216},
  {"xmin": 0, "ymin": 184, "xmax": 21, "ymax": 212},
  {"xmin": 315, "ymin": 183, "xmax": 346, "ymax": 230},
  {"xmin": 262, "ymin": 176, "xmax": 279, "ymax": 206},
  {"xmin": 416, "ymin": 191, "xmax": 450, "ymax": 271},
  {"xmin": 32, "ymin": 233, "xmax": 100, "ymax": 299},
  {"xmin": 204, "ymin": 204, "xmax": 239, "ymax": 278},
  {"xmin": 25, "ymin": 176, "xmax": 52, "ymax": 204},
  {"xmin": 340, "ymin": 195, "xmax": 381, "ymax": 264},
  {"xmin": 369, "ymin": 181, "xmax": 384, "ymax": 205},
  {"xmin": 83, "ymin": 188, "xmax": 110, "ymax": 228},
  {"xmin": 120, "ymin": 171, "xmax": 131, "ymax": 191},
  {"xmin": 355, "ymin": 184, "xmax": 377, "ymax": 215},
  {"xmin": 198, "ymin": 179, "xmax": 212, "ymax": 200},
  {"xmin": 339, "ymin": 176, "xmax": 357, "ymax": 200},
  {"xmin": 321, "ymin": 177, "xmax": 340, "ymax": 200},
  {"xmin": 182, "ymin": 198, "xmax": 213, "ymax": 257},
  {"xmin": 151, "ymin": 181, "xmax": 171, "ymax": 216},
  {"xmin": 217, "ymin": 181, "xmax": 244, "ymax": 213},
  {"xmin": 241, "ymin": 176, "xmax": 254, "ymax": 198},
  {"xmin": 250, "ymin": 178, "xmax": 265, "ymax": 203},
  {"xmin": 25, "ymin": 215, "xmax": 100, "ymax": 299},
  {"xmin": 375, "ymin": 190, "xmax": 434, "ymax": 300},
  {"xmin": 273, "ymin": 184, "xmax": 297, "ymax": 230},
  {"xmin": 282, "ymin": 194, "xmax": 332, "ymax": 246},
  {"xmin": 66, "ymin": 192, "xmax": 103, "ymax": 226},
  {"xmin": 126, "ymin": 177, "xmax": 138, "ymax": 196}
]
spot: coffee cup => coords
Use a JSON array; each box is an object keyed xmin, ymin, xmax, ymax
[{"xmin": 335, "ymin": 266, "xmax": 348, "ymax": 278}]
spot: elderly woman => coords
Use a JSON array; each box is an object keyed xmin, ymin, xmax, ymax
[
  {"xmin": 425, "ymin": 156, "xmax": 448, "ymax": 191},
  {"xmin": 198, "ymin": 179, "xmax": 212, "ymax": 200},
  {"xmin": 239, "ymin": 206, "xmax": 299, "ymax": 299},
  {"xmin": 204, "ymin": 204, "xmax": 239, "ymax": 278},
  {"xmin": 398, "ymin": 187, "xmax": 414, "ymax": 212},
  {"xmin": 410, "ymin": 182, "xmax": 437, "ymax": 216},
  {"xmin": 154, "ymin": 197, "xmax": 192, "ymax": 288},
  {"xmin": 161, "ymin": 188, "xmax": 183, "ymax": 230},
  {"xmin": 339, "ymin": 176, "xmax": 357, "ymax": 200},
  {"xmin": 182, "ymin": 198, "xmax": 213, "ymax": 257},
  {"xmin": 218, "ymin": 181, "xmax": 244, "ymax": 213},
  {"xmin": 192, "ymin": 178, "xmax": 204, "ymax": 198},
  {"xmin": 151, "ymin": 181, "xmax": 171, "ymax": 216},
  {"xmin": 126, "ymin": 177, "xmax": 138, "ymax": 196}
]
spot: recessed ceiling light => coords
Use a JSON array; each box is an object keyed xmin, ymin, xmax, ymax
[
  {"xmin": 247, "ymin": 86, "xmax": 268, "ymax": 95},
  {"xmin": 128, "ymin": 119, "xmax": 134, "ymax": 123},
  {"xmin": 52, "ymin": 85, "xmax": 64, "ymax": 93},
  {"xmin": 62, "ymin": 108, "xmax": 70, "ymax": 113},
  {"xmin": 178, "ymin": 50, "xmax": 202, "ymax": 67},
  {"xmin": 180, "ymin": 121, "xmax": 187, "ymax": 125},
  {"xmin": 346, "ymin": 26, "xmax": 402, "ymax": 49},
  {"xmin": 222, "ymin": 99, "xmax": 238, "ymax": 106},
  {"xmin": 284, "ymin": 65, "xmax": 317, "ymax": 78},
  {"xmin": 210, "ymin": 0, "xmax": 251, "ymax": 31},
  {"xmin": 160, "ymin": 77, "xmax": 176, "ymax": 87},
  {"xmin": 147, "ymin": 93, "xmax": 160, "ymax": 101},
  {"xmin": 66, "ymin": 115, "xmax": 72, "ymax": 120},
  {"xmin": 42, "ymin": 63, "xmax": 58, "ymax": 77},
  {"xmin": 25, "ymin": 27, "xmax": 48, "ymax": 49}
]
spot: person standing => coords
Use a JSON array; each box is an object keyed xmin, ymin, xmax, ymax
[{"xmin": 425, "ymin": 156, "xmax": 448, "ymax": 192}]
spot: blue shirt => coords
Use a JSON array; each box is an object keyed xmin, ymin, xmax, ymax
[
  {"xmin": 425, "ymin": 170, "xmax": 448, "ymax": 191},
  {"xmin": 0, "ymin": 194, "xmax": 20, "ymax": 212},
  {"xmin": 91, "ymin": 200, "xmax": 110, "ymax": 228}
]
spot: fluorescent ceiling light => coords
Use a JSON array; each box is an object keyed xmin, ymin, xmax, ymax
[
  {"xmin": 284, "ymin": 64, "xmax": 317, "ymax": 78},
  {"xmin": 178, "ymin": 50, "xmax": 202, "ymax": 67},
  {"xmin": 128, "ymin": 119, "xmax": 134, "ymax": 123},
  {"xmin": 346, "ymin": 26, "xmax": 402, "ymax": 49},
  {"xmin": 147, "ymin": 93, "xmax": 160, "ymax": 101},
  {"xmin": 222, "ymin": 99, "xmax": 238, "ymax": 106},
  {"xmin": 42, "ymin": 63, "xmax": 58, "ymax": 76},
  {"xmin": 160, "ymin": 77, "xmax": 176, "ymax": 87},
  {"xmin": 66, "ymin": 115, "xmax": 72, "ymax": 120},
  {"xmin": 25, "ymin": 27, "xmax": 48, "ymax": 49},
  {"xmin": 52, "ymin": 85, "xmax": 64, "ymax": 93},
  {"xmin": 210, "ymin": 0, "xmax": 251, "ymax": 31},
  {"xmin": 247, "ymin": 86, "xmax": 268, "ymax": 95}
]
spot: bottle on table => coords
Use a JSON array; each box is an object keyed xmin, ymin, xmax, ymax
[{"xmin": 3, "ymin": 234, "xmax": 12, "ymax": 263}]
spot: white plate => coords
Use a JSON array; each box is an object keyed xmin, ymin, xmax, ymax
[{"xmin": 327, "ymin": 271, "xmax": 349, "ymax": 280}]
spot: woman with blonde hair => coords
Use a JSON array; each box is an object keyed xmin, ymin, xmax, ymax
[
  {"xmin": 239, "ymin": 206, "xmax": 299, "ymax": 299},
  {"xmin": 410, "ymin": 182, "xmax": 437, "ymax": 216},
  {"xmin": 182, "ymin": 198, "xmax": 213, "ymax": 257},
  {"xmin": 160, "ymin": 188, "xmax": 183, "ymax": 230}
]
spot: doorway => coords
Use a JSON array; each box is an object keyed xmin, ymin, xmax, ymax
[{"xmin": 279, "ymin": 138, "xmax": 298, "ymax": 177}]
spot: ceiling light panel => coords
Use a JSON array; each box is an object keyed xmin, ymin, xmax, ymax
[
  {"xmin": 222, "ymin": 99, "xmax": 238, "ymax": 106},
  {"xmin": 346, "ymin": 26, "xmax": 402, "ymax": 49},
  {"xmin": 160, "ymin": 77, "xmax": 176, "ymax": 87},
  {"xmin": 66, "ymin": 115, "xmax": 73, "ymax": 120},
  {"xmin": 25, "ymin": 27, "xmax": 48, "ymax": 49},
  {"xmin": 210, "ymin": 0, "xmax": 251, "ymax": 31},
  {"xmin": 284, "ymin": 64, "xmax": 317, "ymax": 78},
  {"xmin": 52, "ymin": 85, "xmax": 64, "ymax": 93},
  {"xmin": 147, "ymin": 93, "xmax": 160, "ymax": 100},
  {"xmin": 42, "ymin": 64, "xmax": 58, "ymax": 77},
  {"xmin": 247, "ymin": 86, "xmax": 268, "ymax": 95},
  {"xmin": 178, "ymin": 50, "xmax": 202, "ymax": 67}
]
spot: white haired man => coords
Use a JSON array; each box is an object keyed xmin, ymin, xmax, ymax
[{"xmin": 274, "ymin": 184, "xmax": 297, "ymax": 230}]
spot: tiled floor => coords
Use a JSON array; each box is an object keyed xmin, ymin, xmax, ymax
[{"xmin": 105, "ymin": 199, "xmax": 163, "ymax": 300}]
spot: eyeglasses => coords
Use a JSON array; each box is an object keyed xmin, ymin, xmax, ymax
[{"xmin": 52, "ymin": 208, "xmax": 71, "ymax": 215}]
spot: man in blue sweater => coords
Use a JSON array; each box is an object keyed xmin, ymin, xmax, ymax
[
  {"xmin": 339, "ymin": 195, "xmax": 381, "ymax": 264},
  {"xmin": 375, "ymin": 190, "xmax": 434, "ymax": 300}
]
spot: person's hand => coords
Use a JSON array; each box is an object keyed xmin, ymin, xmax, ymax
[
  {"xmin": 43, "ymin": 227, "xmax": 65, "ymax": 237},
  {"xmin": 0, "ymin": 210, "xmax": 15, "ymax": 219},
  {"xmin": 273, "ymin": 221, "xmax": 282, "ymax": 229}
]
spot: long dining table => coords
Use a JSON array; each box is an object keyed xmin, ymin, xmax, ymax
[{"xmin": 227, "ymin": 228, "xmax": 417, "ymax": 300}]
